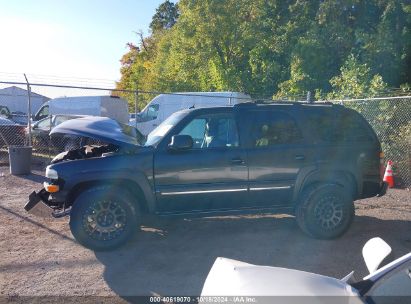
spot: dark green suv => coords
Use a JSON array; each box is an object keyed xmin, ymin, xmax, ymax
[{"xmin": 26, "ymin": 102, "xmax": 387, "ymax": 251}]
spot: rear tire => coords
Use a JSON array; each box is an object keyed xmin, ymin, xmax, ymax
[
  {"xmin": 69, "ymin": 186, "xmax": 139, "ymax": 251},
  {"xmin": 295, "ymin": 184, "xmax": 354, "ymax": 239}
]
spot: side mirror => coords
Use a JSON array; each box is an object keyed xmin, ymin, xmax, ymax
[
  {"xmin": 362, "ymin": 237, "xmax": 392, "ymax": 274},
  {"xmin": 168, "ymin": 135, "xmax": 193, "ymax": 150}
]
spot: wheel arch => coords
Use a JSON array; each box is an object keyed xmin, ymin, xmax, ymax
[
  {"xmin": 67, "ymin": 178, "xmax": 155, "ymax": 214},
  {"xmin": 294, "ymin": 169, "xmax": 359, "ymax": 202}
]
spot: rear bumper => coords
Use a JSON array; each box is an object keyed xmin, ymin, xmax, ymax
[
  {"xmin": 361, "ymin": 180, "xmax": 388, "ymax": 199},
  {"xmin": 377, "ymin": 181, "xmax": 388, "ymax": 197}
]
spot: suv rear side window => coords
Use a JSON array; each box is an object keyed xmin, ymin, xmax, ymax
[
  {"xmin": 305, "ymin": 109, "xmax": 335, "ymax": 142},
  {"xmin": 249, "ymin": 111, "xmax": 303, "ymax": 147},
  {"xmin": 334, "ymin": 111, "xmax": 374, "ymax": 142},
  {"xmin": 305, "ymin": 109, "xmax": 374, "ymax": 143}
]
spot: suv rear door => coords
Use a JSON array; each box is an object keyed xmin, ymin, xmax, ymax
[{"xmin": 243, "ymin": 107, "xmax": 309, "ymax": 207}]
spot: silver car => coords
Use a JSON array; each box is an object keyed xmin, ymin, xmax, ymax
[{"xmin": 202, "ymin": 238, "xmax": 411, "ymax": 303}]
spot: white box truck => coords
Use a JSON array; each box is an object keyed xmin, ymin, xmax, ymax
[
  {"xmin": 33, "ymin": 96, "xmax": 129, "ymax": 124},
  {"xmin": 131, "ymin": 92, "xmax": 251, "ymax": 135}
]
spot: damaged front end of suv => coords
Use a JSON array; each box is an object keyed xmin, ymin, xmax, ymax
[{"xmin": 24, "ymin": 116, "xmax": 145, "ymax": 218}]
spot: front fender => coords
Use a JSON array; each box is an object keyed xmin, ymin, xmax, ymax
[
  {"xmin": 50, "ymin": 153, "xmax": 156, "ymax": 212},
  {"xmin": 65, "ymin": 170, "xmax": 156, "ymax": 213}
]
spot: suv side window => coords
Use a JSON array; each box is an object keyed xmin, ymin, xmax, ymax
[
  {"xmin": 335, "ymin": 111, "xmax": 374, "ymax": 142},
  {"xmin": 249, "ymin": 111, "xmax": 303, "ymax": 147},
  {"xmin": 179, "ymin": 113, "xmax": 239, "ymax": 149},
  {"xmin": 305, "ymin": 109, "xmax": 374, "ymax": 143},
  {"xmin": 305, "ymin": 109, "xmax": 335, "ymax": 142}
]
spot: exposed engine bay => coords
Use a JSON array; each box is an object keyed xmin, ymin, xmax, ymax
[{"xmin": 51, "ymin": 144, "xmax": 119, "ymax": 164}]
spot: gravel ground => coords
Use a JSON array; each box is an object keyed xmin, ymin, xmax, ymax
[{"xmin": 0, "ymin": 167, "xmax": 410, "ymax": 300}]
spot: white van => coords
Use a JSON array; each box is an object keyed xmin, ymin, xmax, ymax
[
  {"xmin": 34, "ymin": 96, "xmax": 129, "ymax": 124},
  {"xmin": 131, "ymin": 92, "xmax": 251, "ymax": 135}
]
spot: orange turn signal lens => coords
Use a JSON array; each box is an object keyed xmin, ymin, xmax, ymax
[{"xmin": 43, "ymin": 182, "xmax": 59, "ymax": 193}]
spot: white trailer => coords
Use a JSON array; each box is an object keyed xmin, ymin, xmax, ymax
[
  {"xmin": 34, "ymin": 96, "xmax": 129, "ymax": 124},
  {"xmin": 132, "ymin": 92, "xmax": 251, "ymax": 135}
]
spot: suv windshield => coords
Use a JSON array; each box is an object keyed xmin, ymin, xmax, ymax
[{"xmin": 145, "ymin": 111, "xmax": 188, "ymax": 146}]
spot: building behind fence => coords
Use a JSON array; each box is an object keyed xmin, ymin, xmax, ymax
[{"xmin": 0, "ymin": 80, "xmax": 410, "ymax": 187}]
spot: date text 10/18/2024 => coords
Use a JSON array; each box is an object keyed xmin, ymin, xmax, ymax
[{"xmin": 149, "ymin": 296, "xmax": 257, "ymax": 303}]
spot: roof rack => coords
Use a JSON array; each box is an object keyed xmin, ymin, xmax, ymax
[
  {"xmin": 234, "ymin": 100, "xmax": 336, "ymax": 107},
  {"xmin": 255, "ymin": 99, "xmax": 302, "ymax": 105}
]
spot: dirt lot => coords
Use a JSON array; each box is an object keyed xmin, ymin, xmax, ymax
[{"xmin": 0, "ymin": 167, "xmax": 410, "ymax": 300}]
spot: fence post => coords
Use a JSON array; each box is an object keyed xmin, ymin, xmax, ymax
[
  {"xmin": 134, "ymin": 88, "xmax": 139, "ymax": 129},
  {"xmin": 23, "ymin": 74, "xmax": 32, "ymax": 146}
]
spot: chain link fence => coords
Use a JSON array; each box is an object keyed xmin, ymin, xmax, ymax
[
  {"xmin": 0, "ymin": 80, "xmax": 410, "ymax": 187},
  {"xmin": 333, "ymin": 96, "xmax": 411, "ymax": 187},
  {"xmin": 0, "ymin": 82, "xmax": 116, "ymax": 167}
]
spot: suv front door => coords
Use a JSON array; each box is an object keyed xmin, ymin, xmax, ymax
[{"xmin": 154, "ymin": 109, "xmax": 248, "ymax": 213}]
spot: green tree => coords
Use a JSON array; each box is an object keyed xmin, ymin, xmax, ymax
[
  {"xmin": 327, "ymin": 54, "xmax": 387, "ymax": 99},
  {"xmin": 116, "ymin": 0, "xmax": 411, "ymax": 103},
  {"xmin": 358, "ymin": 0, "xmax": 411, "ymax": 85},
  {"xmin": 275, "ymin": 57, "xmax": 312, "ymax": 99},
  {"xmin": 115, "ymin": 32, "xmax": 159, "ymax": 109},
  {"xmin": 149, "ymin": 0, "xmax": 179, "ymax": 33},
  {"xmin": 149, "ymin": 0, "xmax": 260, "ymax": 93}
]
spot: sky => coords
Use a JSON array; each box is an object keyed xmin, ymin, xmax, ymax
[{"xmin": 0, "ymin": 0, "xmax": 165, "ymax": 87}]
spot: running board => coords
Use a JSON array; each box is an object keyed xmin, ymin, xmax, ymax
[{"xmin": 155, "ymin": 205, "xmax": 294, "ymax": 217}]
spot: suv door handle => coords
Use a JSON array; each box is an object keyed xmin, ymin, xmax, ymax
[
  {"xmin": 295, "ymin": 155, "xmax": 305, "ymax": 160},
  {"xmin": 230, "ymin": 158, "xmax": 245, "ymax": 165}
]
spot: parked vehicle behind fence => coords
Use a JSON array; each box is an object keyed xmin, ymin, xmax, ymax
[
  {"xmin": 28, "ymin": 114, "xmax": 88, "ymax": 152},
  {"xmin": 10, "ymin": 111, "xmax": 29, "ymax": 125},
  {"xmin": 33, "ymin": 95, "xmax": 129, "ymax": 124},
  {"xmin": 0, "ymin": 105, "xmax": 11, "ymax": 119},
  {"xmin": 0, "ymin": 106, "xmax": 29, "ymax": 125},
  {"xmin": 130, "ymin": 92, "xmax": 251, "ymax": 135},
  {"xmin": 0, "ymin": 117, "xmax": 26, "ymax": 147}
]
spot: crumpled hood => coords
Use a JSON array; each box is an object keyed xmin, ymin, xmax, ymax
[
  {"xmin": 50, "ymin": 116, "xmax": 143, "ymax": 149},
  {"xmin": 201, "ymin": 257, "xmax": 360, "ymax": 300}
]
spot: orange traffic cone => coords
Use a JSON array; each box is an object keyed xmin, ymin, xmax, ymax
[{"xmin": 383, "ymin": 160, "xmax": 395, "ymax": 188}]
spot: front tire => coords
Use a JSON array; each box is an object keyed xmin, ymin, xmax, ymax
[
  {"xmin": 69, "ymin": 186, "xmax": 139, "ymax": 251},
  {"xmin": 296, "ymin": 184, "xmax": 354, "ymax": 239}
]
